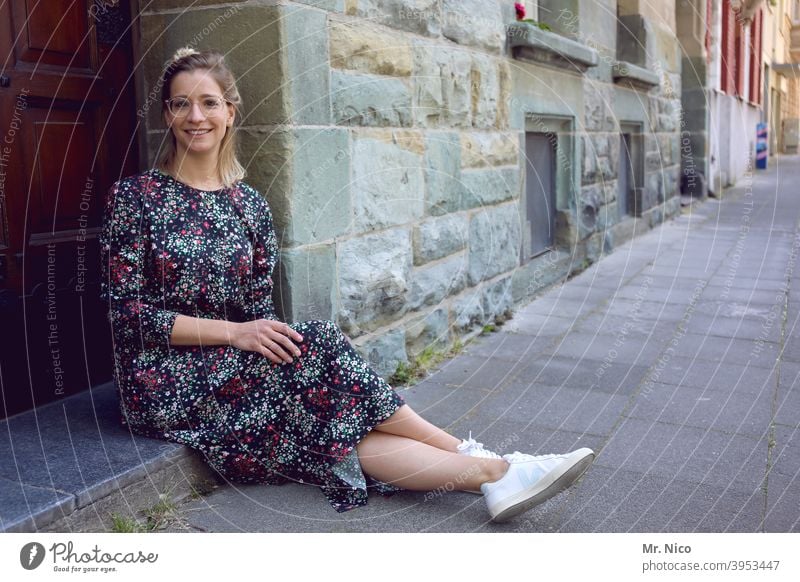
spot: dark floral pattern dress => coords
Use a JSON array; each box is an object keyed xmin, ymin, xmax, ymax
[{"xmin": 99, "ymin": 168, "xmax": 407, "ymax": 512}]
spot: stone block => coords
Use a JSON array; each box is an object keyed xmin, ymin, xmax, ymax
[
  {"xmin": 329, "ymin": 15, "xmax": 413, "ymax": 76},
  {"xmin": 461, "ymin": 132, "xmax": 518, "ymax": 168},
  {"xmin": 648, "ymin": 205, "xmax": 664, "ymax": 228},
  {"xmin": 348, "ymin": 0, "xmax": 442, "ymax": 37},
  {"xmin": 646, "ymin": 151, "xmax": 663, "ymax": 173},
  {"xmin": 352, "ymin": 131, "xmax": 424, "ymax": 232},
  {"xmin": 412, "ymin": 41, "xmax": 471, "ymax": 127},
  {"xmin": 633, "ymin": 172, "xmax": 661, "ymax": 214},
  {"xmin": 582, "ymin": 135, "xmax": 599, "ymax": 184},
  {"xmin": 584, "ymin": 231, "xmax": 603, "ymax": 263},
  {"xmin": 470, "ymin": 53, "xmax": 499, "ymax": 128},
  {"xmin": 584, "ymin": 81, "xmax": 614, "ymax": 131},
  {"xmin": 278, "ymin": 244, "xmax": 337, "ymax": 321},
  {"xmin": 580, "ymin": 0, "xmax": 617, "ymax": 58},
  {"xmin": 441, "ymin": 0, "xmax": 504, "ymax": 53},
  {"xmin": 554, "ymin": 208, "xmax": 582, "ymax": 250},
  {"xmin": 337, "ymin": 228, "xmax": 413, "ymax": 335},
  {"xmin": 481, "ymin": 276, "xmax": 513, "ymax": 321},
  {"xmin": 425, "ymin": 132, "xmax": 463, "ymax": 216},
  {"xmin": 664, "ymin": 166, "xmax": 680, "ymax": 198},
  {"xmin": 285, "ymin": 4, "xmax": 331, "ymax": 124},
  {"xmin": 468, "ymin": 202, "xmax": 522, "ymax": 286},
  {"xmin": 237, "ymin": 128, "xmax": 293, "ymax": 231},
  {"xmin": 598, "ymin": 156, "xmax": 615, "ymax": 180},
  {"xmin": 409, "ymin": 253, "xmax": 469, "ymax": 311},
  {"xmin": 658, "ymin": 134, "xmax": 674, "ymax": 165},
  {"xmin": 404, "ymin": 308, "xmax": 451, "ymax": 358},
  {"xmin": 651, "ymin": 20, "xmax": 680, "ymax": 74},
  {"xmin": 579, "ymin": 184, "xmax": 605, "ymax": 231},
  {"xmin": 288, "ymin": 128, "xmax": 351, "ymax": 245},
  {"xmin": 451, "ymin": 289, "xmax": 487, "ymax": 334},
  {"xmin": 354, "ymin": 327, "xmax": 408, "ymax": 379},
  {"xmin": 596, "ymin": 200, "xmax": 620, "ymax": 231},
  {"xmin": 681, "ymin": 56, "xmax": 708, "ymax": 91},
  {"xmin": 413, "ymin": 213, "xmax": 469, "ymax": 265},
  {"xmin": 602, "ymin": 179, "xmax": 618, "ymax": 205},
  {"xmin": 294, "ymin": 0, "xmax": 343, "ymax": 10},
  {"xmin": 331, "ymin": 70, "xmax": 412, "ymax": 126},
  {"xmin": 140, "ymin": 4, "xmax": 285, "ymax": 128},
  {"xmin": 461, "ymin": 166, "xmax": 520, "ymax": 210},
  {"xmin": 510, "ymin": 248, "xmax": 570, "ymax": 302},
  {"xmin": 497, "ymin": 60, "xmax": 512, "ymax": 129}
]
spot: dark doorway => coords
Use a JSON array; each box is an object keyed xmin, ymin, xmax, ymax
[
  {"xmin": 619, "ymin": 133, "xmax": 632, "ymax": 217},
  {"xmin": 0, "ymin": 0, "xmax": 139, "ymax": 419},
  {"xmin": 618, "ymin": 125, "xmax": 642, "ymax": 219},
  {"xmin": 524, "ymin": 132, "xmax": 556, "ymax": 257}
]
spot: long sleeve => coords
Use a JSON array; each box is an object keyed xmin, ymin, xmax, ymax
[
  {"xmin": 246, "ymin": 194, "xmax": 279, "ymax": 321},
  {"xmin": 99, "ymin": 180, "xmax": 180, "ymax": 350}
]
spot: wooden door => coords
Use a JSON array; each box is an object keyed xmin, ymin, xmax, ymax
[{"xmin": 0, "ymin": 0, "xmax": 139, "ymax": 419}]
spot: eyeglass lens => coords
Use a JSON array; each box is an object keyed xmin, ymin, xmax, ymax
[{"xmin": 168, "ymin": 97, "xmax": 226, "ymax": 116}]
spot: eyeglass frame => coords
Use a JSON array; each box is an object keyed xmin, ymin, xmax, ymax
[{"xmin": 163, "ymin": 95, "xmax": 233, "ymax": 117}]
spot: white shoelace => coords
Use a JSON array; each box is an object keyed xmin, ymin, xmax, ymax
[{"xmin": 459, "ymin": 431, "xmax": 502, "ymax": 459}]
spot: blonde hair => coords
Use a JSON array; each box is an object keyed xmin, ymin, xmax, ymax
[{"xmin": 157, "ymin": 47, "xmax": 246, "ymax": 188}]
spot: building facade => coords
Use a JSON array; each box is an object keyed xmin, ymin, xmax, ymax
[
  {"xmin": 137, "ymin": 0, "xmax": 684, "ymax": 377},
  {"xmin": 766, "ymin": 0, "xmax": 800, "ymax": 155},
  {"xmin": 0, "ymin": 0, "xmax": 688, "ymax": 417},
  {"xmin": 678, "ymin": 1, "xmax": 800, "ymax": 195},
  {"xmin": 140, "ymin": 0, "xmax": 681, "ymax": 374}
]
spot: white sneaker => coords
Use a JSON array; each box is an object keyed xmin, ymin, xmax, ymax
[
  {"xmin": 481, "ymin": 448, "xmax": 595, "ymax": 523},
  {"xmin": 456, "ymin": 431, "xmax": 503, "ymax": 495}
]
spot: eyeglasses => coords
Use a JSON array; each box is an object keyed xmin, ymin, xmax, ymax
[{"xmin": 164, "ymin": 96, "xmax": 231, "ymax": 117}]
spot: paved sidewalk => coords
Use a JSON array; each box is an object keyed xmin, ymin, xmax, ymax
[{"xmin": 162, "ymin": 157, "xmax": 800, "ymax": 533}]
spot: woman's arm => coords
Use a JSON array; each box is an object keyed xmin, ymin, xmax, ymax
[
  {"xmin": 99, "ymin": 180, "xmax": 180, "ymax": 350},
  {"xmin": 169, "ymin": 314, "xmax": 241, "ymax": 346},
  {"xmin": 169, "ymin": 314, "xmax": 304, "ymax": 364}
]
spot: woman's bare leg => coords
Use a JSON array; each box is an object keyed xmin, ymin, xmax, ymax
[
  {"xmin": 355, "ymin": 430, "xmax": 509, "ymax": 492},
  {"xmin": 372, "ymin": 404, "xmax": 463, "ymax": 452}
]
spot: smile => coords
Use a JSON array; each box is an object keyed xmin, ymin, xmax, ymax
[{"xmin": 186, "ymin": 129, "xmax": 212, "ymax": 135}]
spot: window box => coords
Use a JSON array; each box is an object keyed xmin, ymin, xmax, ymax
[
  {"xmin": 507, "ymin": 22, "xmax": 599, "ymax": 72},
  {"xmin": 612, "ymin": 61, "xmax": 660, "ymax": 90}
]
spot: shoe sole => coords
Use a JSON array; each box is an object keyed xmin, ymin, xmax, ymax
[{"xmin": 489, "ymin": 448, "xmax": 595, "ymax": 523}]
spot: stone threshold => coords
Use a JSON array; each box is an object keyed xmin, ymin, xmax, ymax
[
  {"xmin": 0, "ymin": 383, "xmax": 219, "ymax": 532},
  {"xmin": 507, "ymin": 22, "xmax": 599, "ymax": 72}
]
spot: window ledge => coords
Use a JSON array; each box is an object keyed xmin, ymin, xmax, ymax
[
  {"xmin": 507, "ymin": 22, "xmax": 599, "ymax": 73},
  {"xmin": 612, "ymin": 61, "xmax": 660, "ymax": 90}
]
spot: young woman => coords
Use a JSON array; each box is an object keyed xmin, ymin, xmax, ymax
[{"xmin": 99, "ymin": 47, "xmax": 594, "ymax": 524}]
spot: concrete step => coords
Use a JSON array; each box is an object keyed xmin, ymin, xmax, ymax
[{"xmin": 0, "ymin": 382, "xmax": 219, "ymax": 533}]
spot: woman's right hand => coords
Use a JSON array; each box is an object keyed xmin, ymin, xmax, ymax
[{"xmin": 233, "ymin": 319, "xmax": 304, "ymax": 365}]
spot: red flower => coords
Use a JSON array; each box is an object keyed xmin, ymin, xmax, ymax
[
  {"xmin": 514, "ymin": 2, "xmax": 525, "ymax": 20},
  {"xmin": 219, "ymin": 377, "xmax": 248, "ymax": 399}
]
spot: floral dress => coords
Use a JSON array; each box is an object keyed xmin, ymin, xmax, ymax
[{"xmin": 98, "ymin": 168, "xmax": 407, "ymax": 513}]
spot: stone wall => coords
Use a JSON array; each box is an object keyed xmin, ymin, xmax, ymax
[{"xmin": 138, "ymin": 0, "xmax": 682, "ymax": 379}]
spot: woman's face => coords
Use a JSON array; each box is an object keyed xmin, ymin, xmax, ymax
[{"xmin": 164, "ymin": 70, "xmax": 235, "ymax": 159}]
